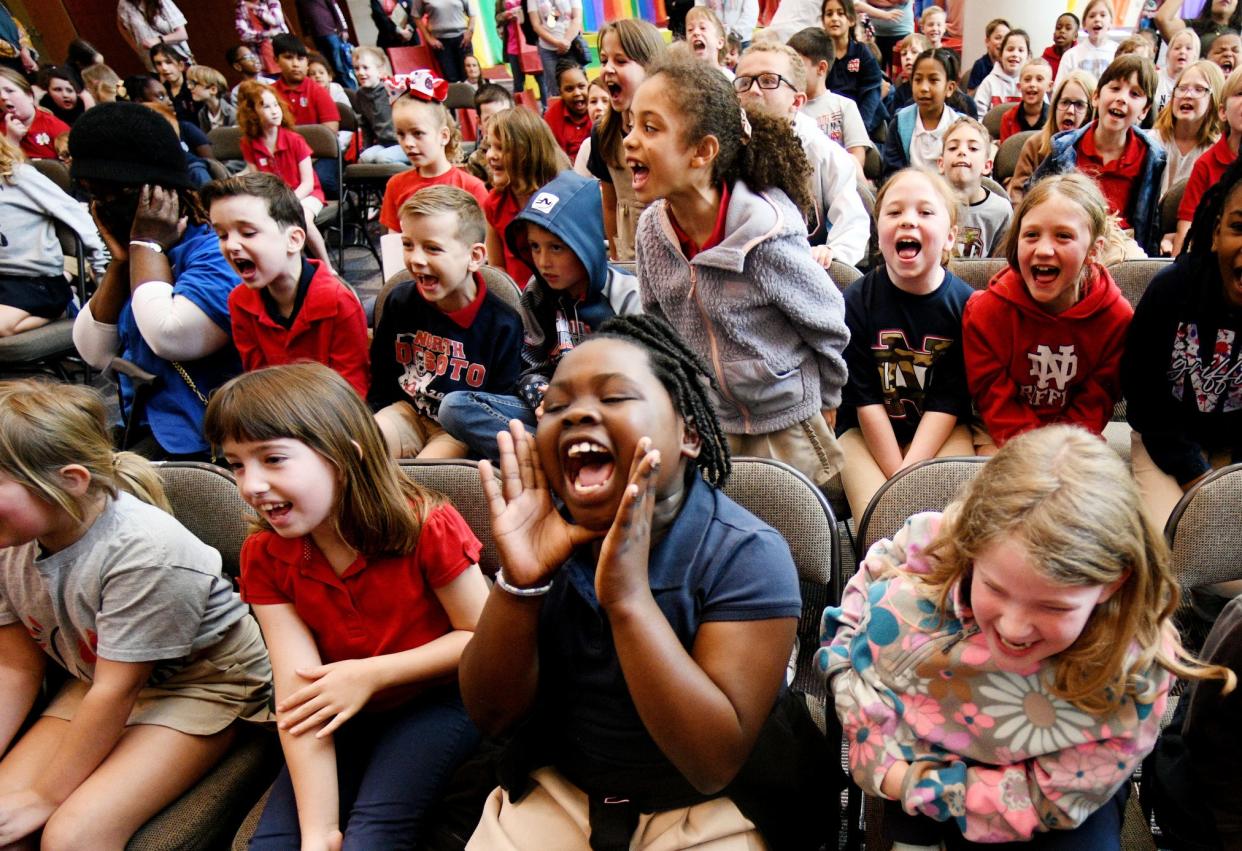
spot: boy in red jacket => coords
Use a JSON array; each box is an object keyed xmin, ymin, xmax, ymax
[{"xmin": 203, "ymin": 172, "xmax": 369, "ymax": 397}]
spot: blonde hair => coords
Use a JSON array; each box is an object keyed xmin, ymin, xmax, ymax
[
  {"xmin": 941, "ymin": 115, "xmax": 991, "ymax": 151},
  {"xmin": 919, "ymin": 5, "xmax": 945, "ymax": 25},
  {"xmin": 1155, "ymin": 60, "xmax": 1224, "ymax": 149},
  {"xmin": 1004, "ymin": 173, "xmax": 1108, "ymax": 304},
  {"xmin": 352, "ymin": 44, "xmax": 390, "ymax": 72},
  {"xmin": 487, "ymin": 106, "xmax": 567, "ymax": 197},
  {"xmin": 0, "ymin": 380, "xmax": 170, "ymax": 520},
  {"xmin": 0, "ymin": 133, "xmax": 22, "ymax": 184},
  {"xmin": 685, "ymin": 6, "xmax": 727, "ymax": 62},
  {"xmin": 398, "ymin": 184, "xmax": 487, "ymax": 244},
  {"xmin": 1168, "ymin": 27, "xmax": 1202, "ymax": 59},
  {"xmin": 81, "ymin": 63, "xmax": 120, "ymax": 103},
  {"xmin": 740, "ymin": 40, "xmax": 807, "ymax": 91},
  {"xmin": 391, "ymin": 95, "xmax": 462, "ymax": 163},
  {"xmin": 897, "ymin": 32, "xmax": 932, "ymax": 59},
  {"xmin": 875, "ymin": 168, "xmax": 958, "ymax": 264},
  {"xmin": 1116, "ymin": 35, "xmax": 1154, "ymax": 59},
  {"xmin": 1019, "ymin": 56, "xmax": 1053, "ymax": 78},
  {"xmin": 187, "ymin": 64, "xmax": 227, "ymax": 94},
  {"xmin": 1037, "ymin": 71, "xmax": 1097, "ymax": 159},
  {"xmin": 917, "ymin": 425, "xmax": 1235, "ymax": 714},
  {"xmin": 1081, "ymin": 0, "xmax": 1114, "ymax": 21},
  {"xmin": 203, "ymin": 363, "xmax": 443, "ymax": 556}
]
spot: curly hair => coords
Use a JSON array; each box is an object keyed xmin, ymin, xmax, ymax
[
  {"xmin": 648, "ymin": 57, "xmax": 812, "ymax": 215},
  {"xmin": 235, "ymin": 79, "xmax": 295, "ymax": 140}
]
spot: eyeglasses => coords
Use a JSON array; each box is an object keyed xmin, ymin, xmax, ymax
[
  {"xmin": 733, "ymin": 73, "xmax": 798, "ymax": 94},
  {"xmin": 1058, "ymin": 98, "xmax": 1089, "ymax": 113},
  {"xmin": 1174, "ymin": 83, "xmax": 1211, "ymax": 97}
]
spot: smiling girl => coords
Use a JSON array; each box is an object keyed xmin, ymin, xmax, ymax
[
  {"xmin": 1009, "ymin": 70, "xmax": 1095, "ymax": 205},
  {"xmin": 973, "ymin": 28, "xmax": 1028, "ymax": 118},
  {"xmin": 881, "ymin": 48, "xmax": 962, "ymax": 175},
  {"xmin": 1157, "ymin": 29, "xmax": 1202, "ymax": 113},
  {"xmin": 1155, "ymin": 60, "xmax": 1224, "ymax": 230},
  {"xmin": 822, "ymin": 0, "xmax": 884, "ymax": 133},
  {"xmin": 1054, "ymin": 0, "xmax": 1118, "ymax": 86},
  {"xmin": 962, "ymin": 173, "xmax": 1133, "ymax": 449}
]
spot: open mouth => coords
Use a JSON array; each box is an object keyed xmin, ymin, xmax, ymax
[
  {"xmin": 690, "ymin": 35, "xmax": 708, "ymax": 54},
  {"xmin": 259, "ymin": 501, "xmax": 292, "ymax": 522},
  {"xmin": 413, "ymin": 273, "xmax": 441, "ymax": 297},
  {"xmin": 232, "ymin": 256, "xmax": 258, "ymax": 282},
  {"xmin": 997, "ymin": 634, "xmax": 1036, "ymax": 652},
  {"xmin": 1060, "ymin": 116, "xmax": 1077, "ymax": 130},
  {"xmin": 627, "ymin": 159, "xmax": 649, "ymax": 192},
  {"xmin": 1029, "ymin": 264, "xmax": 1060, "ymax": 284},
  {"xmin": 563, "ymin": 439, "xmax": 616, "ymax": 499},
  {"xmin": 895, "ymin": 237, "xmax": 922, "ymax": 260},
  {"xmin": 1224, "ymin": 58, "xmax": 1238, "ymax": 73}
]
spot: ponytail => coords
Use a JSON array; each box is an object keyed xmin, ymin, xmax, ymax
[
  {"xmin": 732, "ymin": 108, "xmax": 813, "ymax": 216},
  {"xmin": 112, "ymin": 451, "xmax": 172, "ymax": 513}
]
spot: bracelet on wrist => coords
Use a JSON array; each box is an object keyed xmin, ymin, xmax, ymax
[
  {"xmin": 129, "ymin": 239, "xmax": 164, "ymax": 254},
  {"xmin": 495, "ymin": 570, "xmax": 553, "ymax": 597}
]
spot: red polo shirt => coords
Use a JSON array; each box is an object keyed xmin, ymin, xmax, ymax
[
  {"xmin": 380, "ymin": 166, "xmax": 489, "ymax": 232},
  {"xmin": 484, "ymin": 187, "xmax": 535, "ymax": 287},
  {"xmin": 20, "ymin": 109, "xmax": 70, "ymax": 159},
  {"xmin": 273, "ymin": 77, "xmax": 340, "ymax": 126},
  {"xmin": 239, "ymin": 504, "xmax": 482, "ymax": 664},
  {"xmin": 228, "ymin": 259, "xmax": 370, "ymax": 397},
  {"xmin": 668, "ymin": 183, "xmax": 731, "ymax": 259},
  {"xmin": 1180, "ymin": 133, "xmax": 1237, "ymax": 222},
  {"xmin": 543, "ymin": 97, "xmax": 592, "ymax": 161},
  {"xmin": 242, "ymin": 128, "xmax": 325, "ymax": 203},
  {"xmin": 1075, "ymin": 127, "xmax": 1146, "ymax": 230}
]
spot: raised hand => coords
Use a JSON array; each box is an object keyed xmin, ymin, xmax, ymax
[
  {"xmin": 478, "ymin": 420, "xmax": 600, "ymax": 588},
  {"xmin": 595, "ymin": 436, "xmax": 659, "ymax": 609}
]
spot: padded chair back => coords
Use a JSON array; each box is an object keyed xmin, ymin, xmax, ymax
[
  {"xmin": 855, "ymin": 456, "xmax": 987, "ymax": 567},
  {"xmin": 863, "ymin": 145, "xmax": 882, "ymax": 182},
  {"xmin": 982, "ymin": 102, "xmax": 1017, "ymax": 139},
  {"xmin": 981, "ymin": 175, "xmax": 1006, "ymax": 199},
  {"xmin": 855, "ymin": 177, "xmax": 875, "ymax": 220},
  {"xmin": 994, "ymin": 130, "xmax": 1035, "ymax": 185},
  {"xmin": 445, "ymin": 81, "xmax": 477, "ymax": 110},
  {"xmin": 828, "ymin": 259, "xmax": 862, "ymax": 292},
  {"xmin": 155, "ymin": 462, "xmax": 254, "ymax": 580},
  {"xmin": 294, "ymin": 124, "xmax": 340, "ymax": 160},
  {"xmin": 387, "ymin": 45, "xmax": 442, "ymax": 75},
  {"xmin": 947, "ymin": 257, "xmax": 1007, "ymax": 290},
  {"xmin": 30, "ymin": 157, "xmax": 72, "ymax": 193},
  {"xmin": 457, "ymin": 105, "xmax": 480, "ymax": 142},
  {"xmin": 398, "ymin": 459, "xmax": 498, "ymax": 574},
  {"xmin": 1161, "ymin": 177, "xmax": 1188, "ymax": 236},
  {"xmin": 208, "ymin": 126, "xmax": 244, "ymax": 162},
  {"xmin": 336, "ymin": 101, "xmax": 358, "ymax": 134},
  {"xmin": 1107, "ymin": 259, "xmax": 1170, "ymax": 312}
]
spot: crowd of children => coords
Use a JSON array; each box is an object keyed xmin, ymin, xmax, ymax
[{"xmin": 1, "ymin": 1, "xmax": 1242, "ymax": 848}]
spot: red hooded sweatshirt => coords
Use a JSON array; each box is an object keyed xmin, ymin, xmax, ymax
[{"xmin": 962, "ymin": 263, "xmax": 1133, "ymax": 445}]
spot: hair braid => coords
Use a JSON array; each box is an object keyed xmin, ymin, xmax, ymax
[{"xmin": 596, "ymin": 315, "xmax": 731, "ymax": 486}]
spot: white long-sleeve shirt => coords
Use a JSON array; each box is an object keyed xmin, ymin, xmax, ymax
[{"xmin": 793, "ymin": 111, "xmax": 869, "ymax": 267}]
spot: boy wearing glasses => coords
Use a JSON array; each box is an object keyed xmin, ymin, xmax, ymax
[
  {"xmin": 735, "ymin": 41, "xmax": 868, "ymax": 267},
  {"xmin": 787, "ymin": 26, "xmax": 874, "ymax": 175}
]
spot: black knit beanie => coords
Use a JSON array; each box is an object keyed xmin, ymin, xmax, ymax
[{"xmin": 68, "ymin": 101, "xmax": 192, "ymax": 190}]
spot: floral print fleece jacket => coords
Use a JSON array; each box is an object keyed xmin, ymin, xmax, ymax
[{"xmin": 817, "ymin": 512, "xmax": 1171, "ymax": 842}]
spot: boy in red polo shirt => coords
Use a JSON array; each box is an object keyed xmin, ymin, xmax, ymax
[
  {"xmin": 203, "ymin": 172, "xmax": 369, "ymax": 396},
  {"xmin": 1029, "ymin": 54, "xmax": 1167, "ymax": 256},
  {"xmin": 270, "ymin": 33, "xmax": 341, "ymax": 198},
  {"xmin": 542, "ymin": 59, "xmax": 592, "ymax": 160}
]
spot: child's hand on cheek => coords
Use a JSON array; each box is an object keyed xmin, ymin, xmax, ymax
[
  {"xmin": 277, "ymin": 657, "xmax": 382, "ymax": 737},
  {"xmin": 595, "ymin": 436, "xmax": 659, "ymax": 610}
]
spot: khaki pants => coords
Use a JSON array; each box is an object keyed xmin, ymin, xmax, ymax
[
  {"xmin": 838, "ymin": 424, "xmax": 976, "ymax": 521},
  {"xmin": 726, "ymin": 414, "xmax": 844, "ymax": 489},
  {"xmin": 1131, "ymin": 432, "xmax": 1234, "ymax": 531},
  {"xmin": 374, "ymin": 402, "xmax": 468, "ymax": 459},
  {"xmin": 467, "ymin": 767, "xmax": 766, "ymax": 851}
]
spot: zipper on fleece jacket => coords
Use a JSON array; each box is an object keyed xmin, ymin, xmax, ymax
[
  {"xmin": 883, "ymin": 625, "xmax": 980, "ymax": 681},
  {"xmin": 689, "ymin": 262, "xmax": 753, "ymax": 431}
]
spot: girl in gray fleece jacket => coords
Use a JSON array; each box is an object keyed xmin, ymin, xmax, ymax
[{"xmin": 628, "ymin": 57, "xmax": 849, "ymax": 487}]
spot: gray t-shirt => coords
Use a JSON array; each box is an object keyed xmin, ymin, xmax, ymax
[
  {"xmin": 955, "ymin": 188, "xmax": 1013, "ymax": 259},
  {"xmin": 0, "ymin": 492, "xmax": 248, "ymax": 681}
]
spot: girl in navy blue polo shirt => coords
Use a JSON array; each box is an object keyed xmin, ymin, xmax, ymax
[{"xmin": 460, "ymin": 314, "xmax": 832, "ymax": 850}]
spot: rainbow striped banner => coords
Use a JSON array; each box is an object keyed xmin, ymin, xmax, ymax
[{"xmin": 470, "ymin": 0, "xmax": 667, "ymax": 68}]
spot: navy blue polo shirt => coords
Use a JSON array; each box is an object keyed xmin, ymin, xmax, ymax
[{"xmin": 535, "ymin": 474, "xmax": 802, "ymax": 801}]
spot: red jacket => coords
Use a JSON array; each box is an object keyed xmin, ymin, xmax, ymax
[
  {"xmin": 229, "ymin": 259, "xmax": 370, "ymax": 397},
  {"xmin": 962, "ymin": 263, "xmax": 1132, "ymax": 445}
]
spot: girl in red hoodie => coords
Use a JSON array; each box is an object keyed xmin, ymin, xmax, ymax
[{"xmin": 962, "ymin": 172, "xmax": 1133, "ymax": 449}]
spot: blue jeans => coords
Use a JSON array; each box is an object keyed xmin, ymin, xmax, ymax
[
  {"xmin": 313, "ymin": 33, "xmax": 357, "ymax": 89},
  {"xmin": 437, "ymin": 390, "xmax": 538, "ymax": 463},
  {"xmin": 249, "ymin": 688, "xmax": 479, "ymax": 850},
  {"xmin": 314, "ymin": 158, "xmax": 339, "ymax": 200}
]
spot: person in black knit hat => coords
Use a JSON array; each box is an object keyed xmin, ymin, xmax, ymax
[{"xmin": 70, "ymin": 101, "xmax": 241, "ymax": 460}]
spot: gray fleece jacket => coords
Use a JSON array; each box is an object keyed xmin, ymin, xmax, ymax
[{"xmin": 636, "ymin": 180, "xmax": 849, "ymax": 435}]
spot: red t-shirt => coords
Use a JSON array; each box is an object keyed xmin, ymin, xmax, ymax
[
  {"xmin": 273, "ymin": 77, "xmax": 340, "ymax": 126},
  {"xmin": 228, "ymin": 259, "xmax": 370, "ymax": 397},
  {"xmin": 667, "ymin": 183, "xmax": 731, "ymax": 259},
  {"xmin": 543, "ymin": 97, "xmax": 592, "ymax": 161},
  {"xmin": 483, "ymin": 188, "xmax": 535, "ymax": 287},
  {"xmin": 20, "ymin": 109, "xmax": 70, "ymax": 159},
  {"xmin": 380, "ymin": 166, "xmax": 490, "ymax": 232},
  {"xmin": 1075, "ymin": 127, "xmax": 1146, "ymax": 230},
  {"xmin": 1180, "ymin": 133, "xmax": 1237, "ymax": 222},
  {"xmin": 242, "ymin": 128, "xmax": 325, "ymax": 203},
  {"xmin": 239, "ymin": 504, "xmax": 482, "ymax": 664}
]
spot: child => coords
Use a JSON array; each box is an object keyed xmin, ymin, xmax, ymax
[
  {"xmin": 837, "ymin": 168, "xmax": 975, "ymax": 520},
  {"xmin": 1206, "ymin": 29, "xmax": 1242, "ymax": 77},
  {"xmin": 351, "ymin": 46, "xmax": 405, "ymax": 164},
  {"xmin": 1033, "ymin": 55, "xmax": 1166, "ymax": 256},
  {"xmin": 1055, "ymin": 0, "xmax": 1118, "ymax": 86},
  {"xmin": 205, "ymin": 363, "xmax": 489, "ymax": 848},
  {"xmin": 151, "ymin": 43, "xmax": 195, "ymax": 123},
  {"xmin": 1156, "ymin": 60, "xmax": 1224, "ymax": 209},
  {"xmin": 586, "ymin": 18, "xmax": 667, "ymax": 261},
  {"xmin": 685, "ymin": 6, "xmax": 731, "ymax": 77},
  {"xmin": 940, "ymin": 117, "xmax": 1012, "ymax": 258},
  {"xmin": 203, "ymin": 172, "xmax": 368, "ymax": 395},
  {"xmin": 484, "ymin": 105, "xmax": 567, "ymax": 285},
  {"xmin": 973, "ymin": 28, "xmax": 1028, "ymax": 118},
  {"xmin": 1172, "ymin": 65, "xmax": 1242, "ymax": 256},
  {"xmin": 269, "ymin": 34, "xmax": 340, "ymax": 132},
  {"xmin": 571, "ymin": 75, "xmax": 610, "ymax": 175},
  {"xmin": 412, "ymin": 0, "xmax": 475, "ymax": 83},
  {"xmin": 526, "ymin": 0, "xmax": 586, "ymax": 107},
  {"xmin": 543, "ymin": 58, "xmax": 592, "ymax": 160},
  {"xmin": 822, "ymin": 423, "xmax": 1233, "ymax": 846},
  {"xmin": 736, "ymin": 40, "xmax": 869, "ymax": 267},
  {"xmin": 438, "ymin": 170, "xmax": 640, "ymax": 460},
  {"xmin": 1122, "ymin": 156, "xmax": 1242, "ymax": 527},
  {"xmin": 0, "ymin": 67, "xmax": 70, "ymax": 160},
  {"xmin": 188, "ymin": 64, "xmax": 237, "ymax": 132},
  {"xmin": 380, "ymin": 71, "xmax": 489, "ymax": 234},
  {"xmin": 822, "ymin": 0, "xmax": 885, "ymax": 134},
  {"xmin": 227, "ymin": 43, "xmax": 272, "ymax": 101},
  {"xmin": 370, "ymin": 186, "xmax": 524, "ymax": 459},
  {"xmin": 966, "ymin": 17, "xmax": 1009, "ymax": 93},
  {"xmin": 790, "ymin": 25, "xmax": 876, "ymax": 175},
  {"xmin": 461, "ymin": 314, "xmax": 829, "ymax": 849},
  {"xmin": 38, "ymin": 66, "xmax": 89, "ymax": 126},
  {"xmin": 466, "ymin": 82, "xmax": 516, "ymax": 185},
  {"xmin": 235, "ymin": 0, "xmax": 288, "ymax": 74},
  {"xmin": 919, "ymin": 3, "xmax": 945, "ymax": 49},
  {"xmin": 0, "ymin": 380, "xmax": 271, "ymax": 847},
  {"xmin": 998, "ymin": 57, "xmax": 1052, "ymax": 141},
  {"xmin": 628, "ymin": 58, "xmax": 849, "ymax": 488},
  {"xmin": 234, "ymin": 79, "xmax": 335, "ymax": 270},
  {"xmin": 1009, "ymin": 71, "xmax": 1095, "ymax": 204},
  {"xmin": 724, "ymin": 31, "xmax": 742, "ymax": 70},
  {"xmin": 1156, "ymin": 29, "xmax": 1202, "ymax": 115},
  {"xmin": 82, "ymin": 63, "xmax": 121, "ymax": 105},
  {"xmin": 1043, "ymin": 11, "xmax": 1078, "ymax": 79},
  {"xmin": 1157, "ymin": 0, "xmax": 1242, "ymax": 41},
  {"xmin": 307, "ymin": 51, "xmax": 350, "ymax": 108},
  {"xmin": 463, "ymin": 54, "xmax": 483, "ymax": 89},
  {"xmin": 0, "ymin": 134, "xmax": 106, "ymax": 337},
  {"xmin": 881, "ymin": 31, "xmax": 930, "ymax": 120},
  {"xmin": 881, "ymin": 48, "xmax": 961, "ymax": 176},
  {"xmin": 963, "ymin": 173, "xmax": 1133, "ymax": 449}
]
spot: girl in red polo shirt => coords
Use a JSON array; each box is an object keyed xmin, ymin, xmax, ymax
[
  {"xmin": 235, "ymin": 80, "xmax": 336, "ymax": 272},
  {"xmin": 206, "ymin": 362, "xmax": 489, "ymax": 851},
  {"xmin": 0, "ymin": 67, "xmax": 70, "ymax": 160}
]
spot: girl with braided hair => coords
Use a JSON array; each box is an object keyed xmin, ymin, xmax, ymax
[{"xmin": 461, "ymin": 313, "xmax": 832, "ymax": 849}]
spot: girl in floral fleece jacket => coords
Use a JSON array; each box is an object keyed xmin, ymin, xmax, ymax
[{"xmin": 819, "ymin": 425, "xmax": 1234, "ymax": 848}]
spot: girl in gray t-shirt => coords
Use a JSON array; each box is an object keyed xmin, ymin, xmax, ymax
[{"xmin": 0, "ymin": 380, "xmax": 270, "ymax": 848}]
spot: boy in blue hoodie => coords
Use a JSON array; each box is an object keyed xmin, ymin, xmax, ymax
[{"xmin": 438, "ymin": 171, "xmax": 640, "ymax": 461}]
